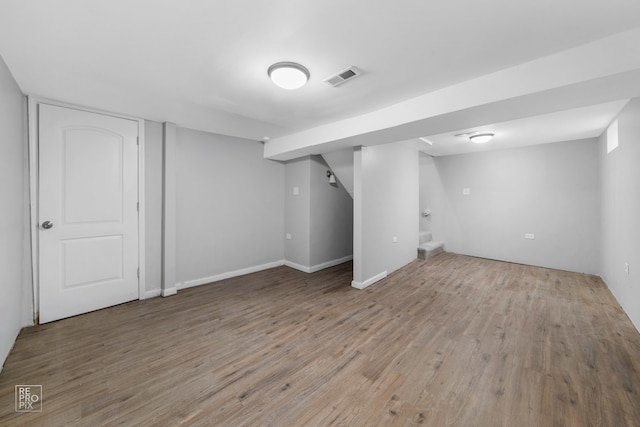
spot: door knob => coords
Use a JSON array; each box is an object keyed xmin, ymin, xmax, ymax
[{"xmin": 41, "ymin": 221, "xmax": 53, "ymax": 229}]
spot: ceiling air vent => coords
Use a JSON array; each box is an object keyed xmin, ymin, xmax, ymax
[{"xmin": 324, "ymin": 66, "xmax": 361, "ymax": 87}]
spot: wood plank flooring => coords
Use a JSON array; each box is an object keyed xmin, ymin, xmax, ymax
[{"xmin": 1, "ymin": 252, "xmax": 640, "ymax": 426}]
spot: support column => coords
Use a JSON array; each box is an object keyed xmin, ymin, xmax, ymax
[{"xmin": 161, "ymin": 122, "xmax": 177, "ymax": 297}]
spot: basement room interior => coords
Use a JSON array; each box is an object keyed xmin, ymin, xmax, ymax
[{"xmin": 1, "ymin": 1, "xmax": 640, "ymax": 425}]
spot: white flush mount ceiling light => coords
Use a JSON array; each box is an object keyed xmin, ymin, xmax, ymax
[
  {"xmin": 268, "ymin": 62, "xmax": 310, "ymax": 90},
  {"xmin": 469, "ymin": 133, "xmax": 495, "ymax": 144}
]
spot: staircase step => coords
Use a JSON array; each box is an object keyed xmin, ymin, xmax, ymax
[
  {"xmin": 417, "ymin": 241, "xmax": 444, "ymax": 260},
  {"xmin": 419, "ymin": 231, "xmax": 433, "ymax": 244}
]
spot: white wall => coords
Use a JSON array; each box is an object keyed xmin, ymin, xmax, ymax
[
  {"xmin": 0, "ymin": 55, "xmax": 29, "ymax": 369},
  {"xmin": 600, "ymin": 98, "xmax": 640, "ymax": 329},
  {"xmin": 353, "ymin": 143, "xmax": 419, "ymax": 288},
  {"xmin": 175, "ymin": 128, "xmax": 284, "ymax": 286},
  {"xmin": 284, "ymin": 157, "xmax": 311, "ymax": 268},
  {"xmin": 430, "ymin": 139, "xmax": 601, "ymax": 274},
  {"xmin": 309, "ymin": 155, "xmax": 353, "ymax": 267}
]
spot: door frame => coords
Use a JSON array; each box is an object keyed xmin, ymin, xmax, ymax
[{"xmin": 28, "ymin": 96, "xmax": 146, "ymax": 323}]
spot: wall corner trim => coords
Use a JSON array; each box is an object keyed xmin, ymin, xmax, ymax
[
  {"xmin": 351, "ymin": 271, "xmax": 387, "ymax": 290},
  {"xmin": 161, "ymin": 287, "xmax": 178, "ymax": 297},
  {"xmin": 161, "ymin": 122, "xmax": 178, "ymax": 296}
]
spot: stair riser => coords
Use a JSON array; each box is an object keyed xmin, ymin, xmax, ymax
[{"xmin": 418, "ymin": 246, "xmax": 444, "ymax": 260}]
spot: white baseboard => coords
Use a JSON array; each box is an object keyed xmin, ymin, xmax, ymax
[
  {"xmin": 161, "ymin": 287, "xmax": 178, "ymax": 297},
  {"xmin": 285, "ymin": 255, "xmax": 353, "ymax": 274},
  {"xmin": 179, "ymin": 260, "xmax": 285, "ymax": 290},
  {"xmin": 351, "ymin": 271, "xmax": 387, "ymax": 290},
  {"xmin": 309, "ymin": 255, "xmax": 353, "ymax": 273},
  {"xmin": 284, "ymin": 260, "xmax": 311, "ymax": 273},
  {"xmin": 151, "ymin": 256, "xmax": 353, "ymax": 296},
  {"xmin": 143, "ymin": 289, "xmax": 162, "ymax": 299}
]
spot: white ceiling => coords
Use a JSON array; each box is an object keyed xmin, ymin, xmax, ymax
[
  {"xmin": 404, "ymin": 100, "xmax": 629, "ymax": 157},
  {"xmin": 1, "ymin": 0, "xmax": 639, "ymax": 157}
]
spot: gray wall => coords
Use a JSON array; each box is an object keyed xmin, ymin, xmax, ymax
[
  {"xmin": 321, "ymin": 149, "xmax": 354, "ymax": 197},
  {"xmin": 141, "ymin": 125, "xmax": 354, "ymax": 293},
  {"xmin": 175, "ymin": 128, "xmax": 284, "ymax": 284},
  {"xmin": 144, "ymin": 120, "xmax": 163, "ymax": 294},
  {"xmin": 284, "ymin": 157, "xmax": 311, "ymax": 267},
  {"xmin": 309, "ymin": 155, "xmax": 353, "ymax": 266},
  {"xmin": 354, "ymin": 143, "xmax": 419, "ymax": 286},
  {"xmin": 0, "ymin": 55, "xmax": 29, "ymax": 369},
  {"xmin": 284, "ymin": 155, "xmax": 354, "ymax": 271},
  {"xmin": 430, "ymin": 139, "xmax": 601, "ymax": 274},
  {"xmin": 600, "ymin": 98, "xmax": 640, "ymax": 329}
]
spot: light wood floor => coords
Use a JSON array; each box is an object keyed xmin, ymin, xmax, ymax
[{"xmin": 1, "ymin": 253, "xmax": 640, "ymax": 426}]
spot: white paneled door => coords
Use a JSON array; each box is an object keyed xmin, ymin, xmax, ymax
[{"xmin": 38, "ymin": 104, "xmax": 139, "ymax": 323}]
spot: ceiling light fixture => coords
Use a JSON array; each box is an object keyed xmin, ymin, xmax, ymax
[
  {"xmin": 469, "ymin": 133, "xmax": 494, "ymax": 144},
  {"xmin": 268, "ymin": 62, "xmax": 310, "ymax": 90}
]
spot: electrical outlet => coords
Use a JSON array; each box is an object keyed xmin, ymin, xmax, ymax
[
  {"xmin": 625, "ymin": 262, "xmax": 629, "ymax": 274},
  {"xmin": 293, "ymin": 186, "xmax": 299, "ymax": 196},
  {"xmin": 525, "ymin": 234, "xmax": 535, "ymax": 240},
  {"xmin": 392, "ymin": 236, "xmax": 398, "ymax": 243},
  {"xmin": 462, "ymin": 188, "xmax": 471, "ymax": 196},
  {"xmin": 285, "ymin": 233, "xmax": 292, "ymax": 240}
]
